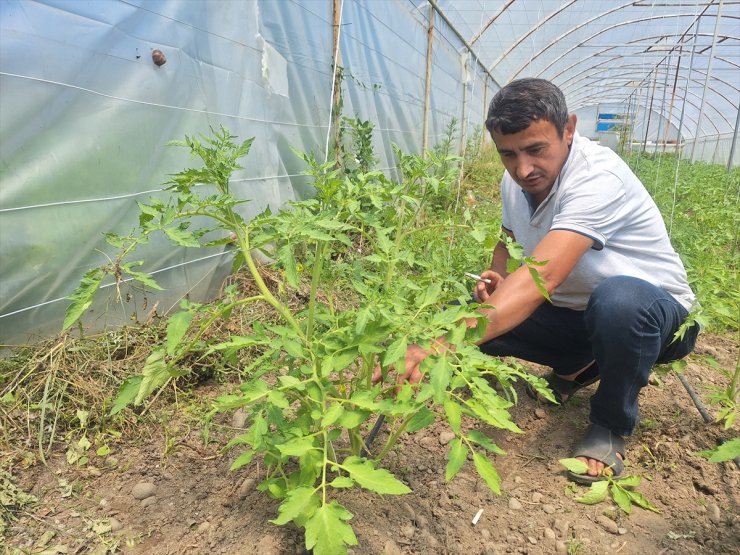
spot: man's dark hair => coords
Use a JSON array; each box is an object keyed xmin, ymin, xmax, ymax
[{"xmin": 485, "ymin": 78, "xmax": 569, "ymax": 137}]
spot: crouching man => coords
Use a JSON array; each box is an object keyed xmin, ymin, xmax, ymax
[{"xmin": 376, "ymin": 78, "xmax": 698, "ymax": 483}]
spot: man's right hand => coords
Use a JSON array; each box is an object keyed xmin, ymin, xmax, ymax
[
  {"xmin": 473, "ymin": 270, "xmax": 504, "ymax": 303},
  {"xmin": 371, "ymin": 344, "xmax": 431, "ymax": 390}
]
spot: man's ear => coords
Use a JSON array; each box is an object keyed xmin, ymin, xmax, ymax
[{"xmin": 565, "ymin": 114, "xmax": 577, "ymax": 144}]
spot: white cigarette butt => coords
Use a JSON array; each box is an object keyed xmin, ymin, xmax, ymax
[{"xmin": 472, "ymin": 508, "xmax": 484, "ymax": 525}]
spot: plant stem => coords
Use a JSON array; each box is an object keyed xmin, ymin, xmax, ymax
[
  {"xmin": 376, "ymin": 413, "xmax": 414, "ymax": 462},
  {"xmin": 307, "ymin": 242, "xmax": 327, "ymax": 343}
]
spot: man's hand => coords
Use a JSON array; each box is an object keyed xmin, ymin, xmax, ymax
[
  {"xmin": 473, "ymin": 270, "xmax": 504, "ymax": 303},
  {"xmin": 372, "ymin": 344, "xmax": 431, "ymax": 389}
]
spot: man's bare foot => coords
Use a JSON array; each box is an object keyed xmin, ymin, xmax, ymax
[{"xmin": 576, "ymin": 452, "xmax": 623, "ymax": 478}]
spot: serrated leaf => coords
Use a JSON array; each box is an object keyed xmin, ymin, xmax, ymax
[
  {"xmin": 611, "ymin": 483, "xmax": 632, "ymax": 514},
  {"xmin": 229, "ymin": 450, "xmax": 255, "ymax": 471},
  {"xmin": 696, "ymin": 437, "xmax": 740, "ymax": 462},
  {"xmin": 559, "ymin": 458, "xmax": 589, "ymax": 474},
  {"xmin": 278, "ymin": 244, "xmax": 298, "ymax": 287},
  {"xmin": 472, "ymin": 452, "xmax": 501, "ymax": 494},
  {"xmin": 329, "ymin": 476, "xmax": 354, "ymax": 489},
  {"xmin": 120, "ymin": 263, "xmax": 164, "ymax": 291},
  {"xmin": 574, "ymin": 480, "xmax": 609, "ymax": 504},
  {"xmin": 445, "ymin": 438, "xmax": 467, "ymax": 481},
  {"xmin": 418, "ymin": 283, "xmax": 442, "ymax": 309},
  {"xmin": 406, "ymin": 407, "xmax": 435, "ymax": 433},
  {"xmin": 428, "ymin": 355, "xmax": 451, "ymax": 404},
  {"xmin": 165, "ymin": 311, "xmax": 194, "ymax": 355},
  {"xmin": 164, "ymin": 226, "xmax": 201, "ymax": 247},
  {"xmin": 444, "ymin": 399, "xmax": 462, "ymax": 434},
  {"xmin": 467, "ymin": 430, "xmax": 505, "ymax": 455},
  {"xmin": 383, "ymin": 336, "xmax": 407, "ymax": 368},
  {"xmin": 355, "ymin": 306, "xmax": 372, "ymax": 334},
  {"xmin": 271, "ymin": 486, "xmax": 319, "ymax": 525},
  {"xmin": 135, "ymin": 349, "xmax": 170, "ymax": 405},
  {"xmin": 341, "ymin": 456, "xmax": 411, "ymax": 495},
  {"xmin": 109, "ymin": 375, "xmax": 142, "ymax": 415},
  {"xmin": 277, "ymin": 436, "xmax": 319, "ymax": 457},
  {"xmin": 305, "ymin": 502, "xmax": 357, "ymax": 555},
  {"xmin": 338, "ymin": 410, "xmax": 368, "ymax": 429},
  {"xmin": 63, "ymin": 268, "xmax": 105, "ymax": 329}
]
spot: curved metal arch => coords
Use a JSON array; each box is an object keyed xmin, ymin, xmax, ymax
[
  {"xmin": 566, "ymin": 85, "xmax": 716, "ymax": 136},
  {"xmin": 516, "ymin": 13, "xmax": 740, "ymax": 81},
  {"xmin": 496, "ymin": 0, "xmax": 716, "ymax": 76},
  {"xmin": 469, "ymin": 0, "xmax": 516, "ymax": 46},
  {"xmin": 565, "ymin": 77, "xmax": 725, "ymax": 130},
  {"xmin": 483, "ymin": 0, "xmax": 580, "ymax": 71},
  {"xmin": 546, "ymin": 31, "xmax": 740, "ymax": 86}
]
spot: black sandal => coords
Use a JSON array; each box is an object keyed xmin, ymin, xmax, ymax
[
  {"xmin": 568, "ymin": 423, "xmax": 625, "ymax": 484},
  {"xmin": 525, "ymin": 362, "xmax": 600, "ymax": 405}
]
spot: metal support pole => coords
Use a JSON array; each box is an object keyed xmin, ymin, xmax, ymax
[
  {"xmin": 422, "ymin": 6, "xmax": 434, "ymax": 155},
  {"xmin": 691, "ymin": 0, "xmax": 724, "ymax": 161},
  {"xmin": 642, "ymin": 69, "xmax": 660, "ymax": 153},
  {"xmin": 727, "ymin": 102, "xmax": 740, "ymax": 171}
]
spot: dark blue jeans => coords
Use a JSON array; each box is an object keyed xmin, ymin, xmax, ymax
[{"xmin": 479, "ymin": 276, "xmax": 699, "ymax": 436}]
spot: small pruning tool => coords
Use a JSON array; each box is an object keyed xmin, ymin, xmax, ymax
[{"xmin": 464, "ymin": 272, "xmax": 492, "ymax": 285}]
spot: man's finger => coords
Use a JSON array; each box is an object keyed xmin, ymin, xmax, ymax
[{"xmin": 371, "ymin": 365, "xmax": 383, "ymax": 384}]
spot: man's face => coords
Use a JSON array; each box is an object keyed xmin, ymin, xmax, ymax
[{"xmin": 491, "ymin": 115, "xmax": 576, "ymax": 204}]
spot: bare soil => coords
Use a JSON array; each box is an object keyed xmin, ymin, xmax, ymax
[{"xmin": 4, "ymin": 333, "xmax": 738, "ymax": 555}]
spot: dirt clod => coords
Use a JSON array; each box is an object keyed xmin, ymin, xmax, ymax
[{"xmin": 131, "ymin": 482, "xmax": 156, "ymax": 500}]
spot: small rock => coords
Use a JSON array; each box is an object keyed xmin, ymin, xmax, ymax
[
  {"xmin": 99, "ymin": 498, "xmax": 108, "ymax": 507},
  {"xmin": 88, "ymin": 467, "xmax": 102, "ymax": 478},
  {"xmin": 482, "ymin": 542, "xmax": 499, "ymax": 555},
  {"xmin": 197, "ymin": 521, "xmax": 211, "ymax": 534},
  {"xmin": 708, "ymin": 503, "xmax": 721, "ymax": 524},
  {"xmin": 420, "ymin": 436, "xmax": 436, "ymax": 449},
  {"xmin": 513, "ymin": 475, "xmax": 523, "ymax": 484},
  {"xmin": 527, "ymin": 536, "xmax": 537, "ymax": 545},
  {"xmin": 422, "ymin": 530, "xmax": 440, "ymax": 547},
  {"xmin": 543, "ymin": 528, "xmax": 556, "ymax": 540},
  {"xmin": 542, "ymin": 504, "xmax": 556, "ymax": 514},
  {"xmin": 553, "ymin": 518, "xmax": 570, "ymax": 537},
  {"xmin": 109, "ymin": 518, "xmax": 123, "ymax": 532},
  {"xmin": 401, "ymin": 525, "xmax": 415, "ymax": 539},
  {"xmin": 231, "ymin": 409, "xmax": 248, "ymax": 428},
  {"xmin": 555, "ymin": 541, "xmax": 568, "ymax": 554},
  {"xmin": 140, "ymin": 496, "xmax": 156, "ymax": 508},
  {"xmin": 618, "ymin": 527, "xmax": 627, "ymax": 535},
  {"xmin": 508, "ymin": 498, "xmax": 523, "ymax": 510},
  {"xmin": 383, "ymin": 539, "xmax": 402, "ymax": 555},
  {"xmin": 481, "ymin": 529, "xmax": 491, "ymax": 540},
  {"xmin": 596, "ymin": 514, "xmax": 619, "ymax": 535},
  {"xmin": 401, "ymin": 502, "xmax": 416, "ymax": 521},
  {"xmin": 237, "ymin": 478, "xmax": 256, "ymax": 499},
  {"xmin": 532, "ymin": 492, "xmax": 543, "ymax": 503},
  {"xmin": 131, "ymin": 482, "xmax": 156, "ymax": 500},
  {"xmin": 534, "ymin": 408, "xmax": 547, "ymax": 419},
  {"xmin": 439, "ymin": 431, "xmax": 456, "ymax": 445},
  {"xmin": 416, "ymin": 515, "xmax": 429, "ymax": 529}
]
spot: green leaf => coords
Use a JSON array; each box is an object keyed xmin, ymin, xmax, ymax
[
  {"xmin": 229, "ymin": 450, "xmax": 255, "ymax": 471},
  {"xmin": 406, "ymin": 408, "xmax": 435, "ymax": 433},
  {"xmin": 626, "ymin": 490, "xmax": 660, "ymax": 513},
  {"xmin": 165, "ymin": 311, "xmax": 194, "ymax": 356},
  {"xmin": 611, "ymin": 484, "xmax": 632, "ymax": 514},
  {"xmin": 63, "ymin": 268, "xmax": 105, "ymax": 329},
  {"xmin": 383, "ymin": 336, "xmax": 407, "ymax": 368},
  {"xmin": 418, "ymin": 283, "xmax": 442, "ymax": 309},
  {"xmin": 277, "ymin": 436, "xmax": 319, "ymax": 458},
  {"xmin": 321, "ymin": 403, "xmax": 344, "ymax": 427},
  {"xmin": 444, "ymin": 400, "xmax": 462, "ymax": 434},
  {"xmin": 338, "ymin": 410, "xmax": 369, "ymax": 429},
  {"xmin": 614, "ymin": 475, "xmax": 641, "ymax": 489},
  {"xmin": 574, "ymin": 480, "xmax": 609, "ymax": 505},
  {"xmin": 305, "ymin": 502, "xmax": 357, "ymax": 555},
  {"xmin": 341, "ymin": 456, "xmax": 411, "ymax": 495},
  {"xmin": 445, "ymin": 438, "xmax": 468, "ymax": 481},
  {"xmin": 120, "ymin": 262, "xmax": 164, "ymax": 291},
  {"xmin": 109, "ymin": 375, "xmax": 142, "ymax": 415},
  {"xmin": 559, "ymin": 458, "xmax": 589, "ymax": 474},
  {"xmin": 472, "ymin": 452, "xmax": 501, "ymax": 494},
  {"xmin": 696, "ymin": 437, "xmax": 740, "ymax": 463},
  {"xmin": 164, "ymin": 226, "xmax": 201, "ymax": 247},
  {"xmin": 328, "ymin": 476, "xmax": 354, "ymax": 489},
  {"xmin": 428, "ymin": 355, "xmax": 451, "ymax": 404},
  {"xmin": 135, "ymin": 349, "xmax": 170, "ymax": 405},
  {"xmin": 96, "ymin": 445, "xmax": 111, "ymax": 457},
  {"xmin": 467, "ymin": 430, "xmax": 505, "ymax": 455},
  {"xmin": 278, "ymin": 244, "xmax": 298, "ymax": 287},
  {"xmin": 271, "ymin": 486, "xmax": 319, "ymax": 525}
]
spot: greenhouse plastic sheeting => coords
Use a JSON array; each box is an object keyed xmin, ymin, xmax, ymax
[{"xmin": 0, "ymin": 0, "xmax": 495, "ymax": 344}]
